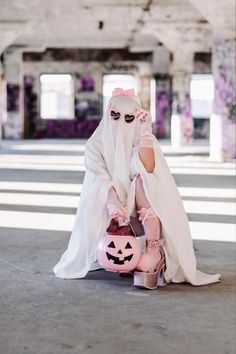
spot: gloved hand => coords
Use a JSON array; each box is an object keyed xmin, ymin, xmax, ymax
[
  {"xmin": 106, "ymin": 187, "xmax": 130, "ymax": 226},
  {"xmin": 136, "ymin": 109, "xmax": 153, "ymax": 136},
  {"xmin": 136, "ymin": 109, "xmax": 154, "ymax": 148}
]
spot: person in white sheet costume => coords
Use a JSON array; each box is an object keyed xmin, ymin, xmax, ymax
[{"xmin": 53, "ymin": 87, "xmax": 221, "ymax": 288}]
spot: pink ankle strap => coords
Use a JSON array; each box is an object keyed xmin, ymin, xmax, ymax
[
  {"xmin": 137, "ymin": 207, "xmax": 158, "ymax": 225},
  {"xmin": 146, "ymin": 238, "xmax": 165, "ymax": 248}
]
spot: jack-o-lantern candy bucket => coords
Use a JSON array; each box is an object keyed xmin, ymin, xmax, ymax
[{"xmin": 97, "ymin": 221, "xmax": 141, "ymax": 273}]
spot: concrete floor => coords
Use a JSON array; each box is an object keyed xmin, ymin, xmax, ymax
[{"xmin": 0, "ymin": 139, "xmax": 235, "ymax": 354}]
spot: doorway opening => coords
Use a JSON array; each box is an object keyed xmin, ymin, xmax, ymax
[
  {"xmin": 190, "ymin": 74, "xmax": 214, "ymax": 139},
  {"xmin": 40, "ymin": 74, "xmax": 74, "ymax": 120}
]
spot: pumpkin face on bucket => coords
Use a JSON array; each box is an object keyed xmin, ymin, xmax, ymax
[{"xmin": 97, "ymin": 234, "xmax": 141, "ymax": 272}]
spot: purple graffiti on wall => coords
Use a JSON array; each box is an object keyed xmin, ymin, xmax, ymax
[
  {"xmin": 23, "ymin": 72, "xmax": 102, "ymax": 139},
  {"xmin": 156, "ymin": 91, "xmax": 169, "ymax": 137},
  {"xmin": 24, "ymin": 75, "xmax": 38, "ymax": 138},
  {"xmin": 172, "ymin": 91, "xmax": 193, "ymax": 143},
  {"xmin": 80, "ymin": 76, "xmax": 95, "ymax": 91},
  {"xmin": 155, "ymin": 74, "xmax": 171, "ymax": 138},
  {"xmin": 75, "ymin": 75, "xmax": 102, "ymax": 120},
  {"xmin": 45, "ymin": 119, "xmax": 100, "ymax": 139},
  {"xmin": 7, "ymin": 84, "xmax": 20, "ymax": 112},
  {"xmin": 213, "ymin": 36, "xmax": 236, "ymax": 159}
]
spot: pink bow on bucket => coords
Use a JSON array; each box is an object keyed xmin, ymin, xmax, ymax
[{"xmin": 112, "ymin": 87, "xmax": 136, "ymax": 97}]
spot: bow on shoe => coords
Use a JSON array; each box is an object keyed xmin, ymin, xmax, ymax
[{"xmin": 137, "ymin": 207, "xmax": 157, "ymax": 225}]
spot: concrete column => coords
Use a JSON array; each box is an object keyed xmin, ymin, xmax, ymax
[
  {"xmin": 210, "ymin": 36, "xmax": 236, "ymax": 161},
  {"xmin": 3, "ymin": 48, "xmax": 23, "ymax": 139},
  {"xmin": 170, "ymin": 51, "xmax": 194, "ymax": 148},
  {"xmin": 0, "ymin": 61, "xmax": 5, "ymax": 142},
  {"xmin": 152, "ymin": 45, "xmax": 171, "ymax": 138}
]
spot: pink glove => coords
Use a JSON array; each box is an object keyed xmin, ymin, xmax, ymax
[
  {"xmin": 136, "ymin": 109, "xmax": 153, "ymax": 136},
  {"xmin": 106, "ymin": 187, "xmax": 130, "ymax": 226},
  {"xmin": 136, "ymin": 109, "xmax": 154, "ymax": 148}
]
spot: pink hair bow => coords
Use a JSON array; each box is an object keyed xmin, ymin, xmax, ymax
[{"xmin": 112, "ymin": 87, "xmax": 136, "ymax": 97}]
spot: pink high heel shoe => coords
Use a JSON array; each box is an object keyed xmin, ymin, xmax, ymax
[{"xmin": 133, "ymin": 238, "xmax": 167, "ymax": 290}]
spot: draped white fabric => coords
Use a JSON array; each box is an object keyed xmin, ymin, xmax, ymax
[{"xmin": 53, "ymin": 95, "xmax": 221, "ymax": 286}]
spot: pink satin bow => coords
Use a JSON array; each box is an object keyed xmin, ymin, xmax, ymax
[{"xmin": 112, "ymin": 87, "xmax": 136, "ymax": 97}]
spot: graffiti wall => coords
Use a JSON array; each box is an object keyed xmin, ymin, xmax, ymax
[
  {"xmin": 155, "ymin": 74, "xmax": 171, "ymax": 138},
  {"xmin": 3, "ymin": 83, "xmax": 21, "ymax": 139},
  {"xmin": 24, "ymin": 75, "xmax": 38, "ymax": 138},
  {"xmin": 74, "ymin": 74, "xmax": 102, "ymax": 120},
  {"xmin": 172, "ymin": 91, "xmax": 193, "ymax": 144},
  {"xmin": 45, "ymin": 119, "xmax": 100, "ymax": 139},
  {"xmin": 22, "ymin": 49, "xmax": 152, "ymax": 139},
  {"xmin": 0, "ymin": 73, "xmax": 6, "ymax": 139},
  {"xmin": 23, "ymin": 73, "xmax": 102, "ymax": 139},
  {"xmin": 213, "ymin": 37, "xmax": 236, "ymax": 159},
  {"xmin": 7, "ymin": 83, "xmax": 19, "ymax": 112}
]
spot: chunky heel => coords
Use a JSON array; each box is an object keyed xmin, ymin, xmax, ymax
[
  {"xmin": 134, "ymin": 250, "xmax": 166, "ymax": 289},
  {"xmin": 132, "ymin": 205, "xmax": 167, "ymax": 290},
  {"xmin": 134, "ymin": 270, "xmax": 159, "ymax": 289}
]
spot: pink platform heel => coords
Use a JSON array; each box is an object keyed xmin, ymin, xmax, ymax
[{"xmin": 133, "ymin": 238, "xmax": 167, "ymax": 289}]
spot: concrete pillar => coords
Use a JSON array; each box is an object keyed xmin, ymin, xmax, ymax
[
  {"xmin": 170, "ymin": 51, "xmax": 194, "ymax": 148},
  {"xmin": 0, "ymin": 61, "xmax": 5, "ymax": 142},
  {"xmin": 155, "ymin": 74, "xmax": 171, "ymax": 139},
  {"xmin": 152, "ymin": 46, "xmax": 171, "ymax": 138},
  {"xmin": 210, "ymin": 36, "xmax": 236, "ymax": 161},
  {"xmin": 3, "ymin": 48, "xmax": 23, "ymax": 139}
]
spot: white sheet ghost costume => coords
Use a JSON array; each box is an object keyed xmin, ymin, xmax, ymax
[{"xmin": 53, "ymin": 89, "xmax": 221, "ymax": 286}]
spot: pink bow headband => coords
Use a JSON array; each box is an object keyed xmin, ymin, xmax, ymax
[
  {"xmin": 112, "ymin": 87, "xmax": 136, "ymax": 97},
  {"xmin": 111, "ymin": 87, "xmax": 141, "ymax": 106}
]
